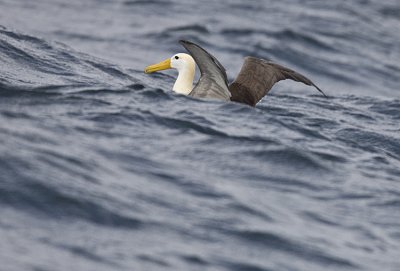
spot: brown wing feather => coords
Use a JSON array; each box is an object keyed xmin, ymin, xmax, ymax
[{"xmin": 229, "ymin": 57, "xmax": 326, "ymax": 106}]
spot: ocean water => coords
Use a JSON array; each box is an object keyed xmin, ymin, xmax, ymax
[{"xmin": 1, "ymin": 0, "xmax": 400, "ymax": 270}]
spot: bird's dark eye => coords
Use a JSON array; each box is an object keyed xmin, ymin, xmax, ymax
[{"xmin": 175, "ymin": 56, "xmax": 179, "ymax": 60}]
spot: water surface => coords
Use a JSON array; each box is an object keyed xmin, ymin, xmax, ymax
[{"xmin": 0, "ymin": 0, "xmax": 399, "ymax": 270}]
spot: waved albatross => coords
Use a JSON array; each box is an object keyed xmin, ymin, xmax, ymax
[{"xmin": 145, "ymin": 40, "xmax": 326, "ymax": 106}]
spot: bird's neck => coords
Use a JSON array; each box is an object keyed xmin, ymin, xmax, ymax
[{"xmin": 173, "ymin": 66, "xmax": 195, "ymax": 95}]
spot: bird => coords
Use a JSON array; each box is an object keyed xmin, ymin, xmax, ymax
[{"xmin": 144, "ymin": 40, "xmax": 326, "ymax": 106}]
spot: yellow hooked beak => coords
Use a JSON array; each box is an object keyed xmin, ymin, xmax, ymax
[{"xmin": 144, "ymin": 58, "xmax": 171, "ymax": 74}]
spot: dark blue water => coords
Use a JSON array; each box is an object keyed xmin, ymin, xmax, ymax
[{"xmin": 1, "ymin": 0, "xmax": 400, "ymax": 270}]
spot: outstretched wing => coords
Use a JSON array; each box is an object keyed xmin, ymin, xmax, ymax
[
  {"xmin": 179, "ymin": 40, "xmax": 231, "ymax": 101},
  {"xmin": 229, "ymin": 57, "xmax": 326, "ymax": 106}
]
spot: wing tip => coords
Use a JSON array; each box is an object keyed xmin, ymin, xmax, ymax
[
  {"xmin": 313, "ymin": 84, "xmax": 328, "ymax": 98},
  {"xmin": 179, "ymin": 40, "xmax": 192, "ymax": 46}
]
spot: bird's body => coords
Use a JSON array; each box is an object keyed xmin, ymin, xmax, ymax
[{"xmin": 145, "ymin": 40, "xmax": 326, "ymax": 106}]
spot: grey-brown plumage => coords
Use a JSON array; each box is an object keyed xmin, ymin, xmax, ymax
[
  {"xmin": 180, "ymin": 40, "xmax": 326, "ymax": 106},
  {"xmin": 229, "ymin": 57, "xmax": 327, "ymax": 106},
  {"xmin": 179, "ymin": 40, "xmax": 231, "ymax": 101}
]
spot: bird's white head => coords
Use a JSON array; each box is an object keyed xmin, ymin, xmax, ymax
[
  {"xmin": 145, "ymin": 53, "xmax": 195, "ymax": 95},
  {"xmin": 170, "ymin": 53, "xmax": 195, "ymax": 73}
]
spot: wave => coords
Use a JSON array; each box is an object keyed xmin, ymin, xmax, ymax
[
  {"xmin": 1, "ymin": 3, "xmax": 400, "ymax": 269},
  {"xmin": 0, "ymin": 28, "xmax": 134, "ymax": 91}
]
